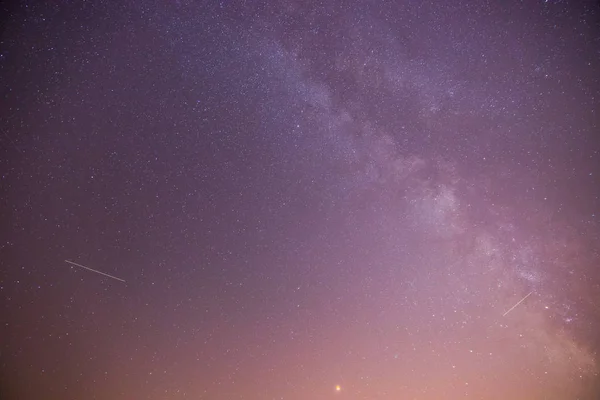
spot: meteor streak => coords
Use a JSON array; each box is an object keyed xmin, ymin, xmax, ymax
[
  {"xmin": 502, "ymin": 291, "xmax": 534, "ymax": 317},
  {"xmin": 65, "ymin": 260, "xmax": 125, "ymax": 283}
]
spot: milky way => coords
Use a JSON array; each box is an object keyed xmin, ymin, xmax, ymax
[{"xmin": 2, "ymin": 1, "xmax": 600, "ymax": 399}]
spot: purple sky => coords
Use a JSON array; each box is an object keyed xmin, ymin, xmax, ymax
[{"xmin": 2, "ymin": 1, "xmax": 600, "ymax": 399}]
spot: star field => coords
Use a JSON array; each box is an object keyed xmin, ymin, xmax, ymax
[{"xmin": 1, "ymin": 1, "xmax": 600, "ymax": 399}]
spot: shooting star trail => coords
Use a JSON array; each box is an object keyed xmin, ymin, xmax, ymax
[
  {"xmin": 502, "ymin": 291, "xmax": 534, "ymax": 317},
  {"xmin": 65, "ymin": 260, "xmax": 125, "ymax": 283}
]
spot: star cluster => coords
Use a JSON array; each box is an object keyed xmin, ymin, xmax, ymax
[{"xmin": 2, "ymin": 1, "xmax": 600, "ymax": 399}]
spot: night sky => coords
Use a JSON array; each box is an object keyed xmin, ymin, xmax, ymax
[{"xmin": 2, "ymin": 1, "xmax": 600, "ymax": 399}]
